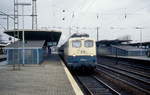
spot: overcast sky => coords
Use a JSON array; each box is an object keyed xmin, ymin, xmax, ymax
[{"xmin": 0, "ymin": 0, "xmax": 150, "ymax": 44}]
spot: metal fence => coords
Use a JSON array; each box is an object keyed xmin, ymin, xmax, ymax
[{"xmin": 6, "ymin": 48, "xmax": 44, "ymax": 64}]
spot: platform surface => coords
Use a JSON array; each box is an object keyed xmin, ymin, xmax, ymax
[{"xmin": 0, "ymin": 54, "xmax": 76, "ymax": 95}]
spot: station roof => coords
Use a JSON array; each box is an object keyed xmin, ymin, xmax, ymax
[
  {"xmin": 97, "ymin": 39, "xmax": 131, "ymax": 45},
  {"xmin": 112, "ymin": 45, "xmax": 146, "ymax": 51},
  {"xmin": 97, "ymin": 40, "xmax": 131, "ymax": 44},
  {"xmin": 5, "ymin": 40, "xmax": 45, "ymax": 49},
  {"xmin": 129, "ymin": 42, "xmax": 150, "ymax": 46},
  {"xmin": 4, "ymin": 29, "xmax": 62, "ymax": 46}
]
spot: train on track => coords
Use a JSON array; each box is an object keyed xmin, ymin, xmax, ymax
[{"xmin": 59, "ymin": 33, "xmax": 97, "ymax": 72}]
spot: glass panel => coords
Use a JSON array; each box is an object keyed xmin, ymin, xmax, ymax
[
  {"xmin": 72, "ymin": 40, "xmax": 81, "ymax": 48},
  {"xmin": 84, "ymin": 40, "xmax": 93, "ymax": 47}
]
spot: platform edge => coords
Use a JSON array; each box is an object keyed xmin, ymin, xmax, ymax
[{"xmin": 60, "ymin": 60, "xmax": 84, "ymax": 95}]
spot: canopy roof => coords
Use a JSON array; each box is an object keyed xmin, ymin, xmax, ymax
[{"xmin": 4, "ymin": 29, "xmax": 62, "ymax": 46}]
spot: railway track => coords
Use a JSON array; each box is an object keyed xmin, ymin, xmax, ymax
[
  {"xmin": 96, "ymin": 64, "xmax": 150, "ymax": 95},
  {"xmin": 117, "ymin": 62, "xmax": 150, "ymax": 73},
  {"xmin": 76, "ymin": 75, "xmax": 120, "ymax": 95},
  {"xmin": 100, "ymin": 63, "xmax": 150, "ymax": 79},
  {"xmin": 98, "ymin": 56, "xmax": 150, "ymax": 71},
  {"xmin": 98, "ymin": 56, "xmax": 150, "ymax": 78}
]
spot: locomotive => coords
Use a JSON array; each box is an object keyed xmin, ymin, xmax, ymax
[{"xmin": 59, "ymin": 33, "xmax": 97, "ymax": 72}]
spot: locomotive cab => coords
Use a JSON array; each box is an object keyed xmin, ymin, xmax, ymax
[{"xmin": 67, "ymin": 37, "xmax": 97, "ymax": 71}]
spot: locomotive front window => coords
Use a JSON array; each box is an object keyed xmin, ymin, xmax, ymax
[
  {"xmin": 72, "ymin": 40, "xmax": 81, "ymax": 48},
  {"xmin": 84, "ymin": 40, "xmax": 93, "ymax": 47}
]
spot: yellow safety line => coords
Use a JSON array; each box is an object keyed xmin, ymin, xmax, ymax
[{"xmin": 61, "ymin": 60, "xmax": 84, "ymax": 95}]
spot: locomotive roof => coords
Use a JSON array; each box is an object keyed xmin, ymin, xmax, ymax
[
  {"xmin": 70, "ymin": 33, "xmax": 89, "ymax": 38},
  {"xmin": 69, "ymin": 37, "xmax": 95, "ymax": 41}
]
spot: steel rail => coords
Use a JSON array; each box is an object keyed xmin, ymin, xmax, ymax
[
  {"xmin": 93, "ymin": 75, "xmax": 121, "ymax": 95},
  {"xmin": 76, "ymin": 75, "xmax": 120, "ymax": 95},
  {"xmin": 96, "ymin": 68, "xmax": 150, "ymax": 95},
  {"xmin": 97, "ymin": 64, "xmax": 150, "ymax": 85},
  {"xmin": 100, "ymin": 63, "xmax": 150, "ymax": 79}
]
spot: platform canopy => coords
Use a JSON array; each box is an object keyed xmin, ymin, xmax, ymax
[
  {"xmin": 96, "ymin": 39, "xmax": 132, "ymax": 46},
  {"xmin": 4, "ymin": 29, "xmax": 62, "ymax": 46},
  {"xmin": 5, "ymin": 40, "xmax": 45, "ymax": 49}
]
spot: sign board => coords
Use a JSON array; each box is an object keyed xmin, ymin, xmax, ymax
[{"xmin": 47, "ymin": 42, "xmax": 57, "ymax": 46}]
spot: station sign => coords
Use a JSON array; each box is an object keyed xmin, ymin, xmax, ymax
[{"xmin": 47, "ymin": 42, "xmax": 57, "ymax": 46}]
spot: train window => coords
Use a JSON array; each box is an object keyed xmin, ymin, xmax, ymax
[
  {"xmin": 84, "ymin": 40, "xmax": 93, "ymax": 47},
  {"xmin": 72, "ymin": 40, "xmax": 81, "ymax": 48}
]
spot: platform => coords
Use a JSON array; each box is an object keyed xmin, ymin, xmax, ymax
[{"xmin": 0, "ymin": 54, "xmax": 82, "ymax": 95}]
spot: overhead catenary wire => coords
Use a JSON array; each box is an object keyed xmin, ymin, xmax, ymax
[
  {"xmin": 0, "ymin": 10, "xmax": 14, "ymax": 20},
  {"xmin": 0, "ymin": 23, "xmax": 7, "ymax": 30}
]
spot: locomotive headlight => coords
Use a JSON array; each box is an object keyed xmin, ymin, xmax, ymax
[
  {"xmin": 90, "ymin": 55, "xmax": 93, "ymax": 56},
  {"xmin": 73, "ymin": 55, "xmax": 76, "ymax": 57}
]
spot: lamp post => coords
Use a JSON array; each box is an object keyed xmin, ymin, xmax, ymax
[
  {"xmin": 16, "ymin": 3, "xmax": 31, "ymax": 65},
  {"xmin": 22, "ymin": 5, "xmax": 25, "ymax": 65},
  {"xmin": 135, "ymin": 27, "xmax": 144, "ymax": 56},
  {"xmin": 96, "ymin": 14, "xmax": 99, "ymax": 41}
]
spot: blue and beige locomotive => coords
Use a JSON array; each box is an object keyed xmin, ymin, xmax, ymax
[{"xmin": 59, "ymin": 33, "xmax": 96, "ymax": 71}]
